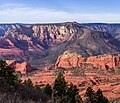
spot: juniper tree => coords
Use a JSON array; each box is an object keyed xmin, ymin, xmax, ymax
[{"xmin": 44, "ymin": 83, "xmax": 52, "ymax": 97}]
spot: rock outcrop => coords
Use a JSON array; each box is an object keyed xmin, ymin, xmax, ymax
[
  {"xmin": 55, "ymin": 50, "xmax": 85, "ymax": 69},
  {"xmin": 6, "ymin": 60, "xmax": 34, "ymax": 74},
  {"xmin": 86, "ymin": 55, "xmax": 114, "ymax": 70},
  {"xmin": 55, "ymin": 51, "xmax": 120, "ymax": 70},
  {"xmin": 1, "ymin": 22, "xmax": 120, "ymax": 68}
]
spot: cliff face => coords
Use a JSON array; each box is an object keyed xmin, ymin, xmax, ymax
[
  {"xmin": 55, "ymin": 50, "xmax": 120, "ymax": 70},
  {"xmin": 83, "ymin": 23, "xmax": 120, "ymax": 32},
  {"xmin": 55, "ymin": 50, "xmax": 85, "ymax": 69},
  {"xmin": 86, "ymin": 55, "xmax": 115, "ymax": 70},
  {"xmin": 84, "ymin": 23, "xmax": 120, "ymax": 41},
  {"xmin": 0, "ymin": 22, "xmax": 82, "ymax": 50},
  {"xmin": 1, "ymin": 22, "xmax": 120, "ymax": 68},
  {"xmin": 6, "ymin": 60, "xmax": 35, "ymax": 74}
]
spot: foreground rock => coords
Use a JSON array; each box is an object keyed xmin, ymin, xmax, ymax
[{"xmin": 6, "ymin": 60, "xmax": 35, "ymax": 74}]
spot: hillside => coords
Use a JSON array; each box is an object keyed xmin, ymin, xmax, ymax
[{"xmin": 0, "ymin": 22, "xmax": 120, "ymax": 68}]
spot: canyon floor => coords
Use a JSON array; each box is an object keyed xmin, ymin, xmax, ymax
[
  {"xmin": 1, "ymin": 22, "xmax": 120, "ymax": 101},
  {"xmin": 22, "ymin": 68, "xmax": 120, "ymax": 100}
]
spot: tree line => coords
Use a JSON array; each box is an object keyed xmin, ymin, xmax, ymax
[{"xmin": 0, "ymin": 60, "xmax": 109, "ymax": 103}]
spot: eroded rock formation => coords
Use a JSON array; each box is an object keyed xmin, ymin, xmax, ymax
[
  {"xmin": 1, "ymin": 22, "xmax": 120, "ymax": 68},
  {"xmin": 55, "ymin": 50, "xmax": 85, "ymax": 69},
  {"xmin": 6, "ymin": 60, "xmax": 35, "ymax": 74},
  {"xmin": 55, "ymin": 50, "xmax": 120, "ymax": 70}
]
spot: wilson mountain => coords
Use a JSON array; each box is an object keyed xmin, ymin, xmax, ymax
[{"xmin": 1, "ymin": 22, "xmax": 120, "ymax": 68}]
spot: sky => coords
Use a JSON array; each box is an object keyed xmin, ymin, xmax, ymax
[{"xmin": 0, "ymin": 0, "xmax": 120, "ymax": 23}]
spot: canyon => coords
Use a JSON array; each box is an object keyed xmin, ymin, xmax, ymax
[
  {"xmin": 0, "ymin": 22, "xmax": 120, "ymax": 100},
  {"xmin": 22, "ymin": 50, "xmax": 120, "ymax": 100},
  {"xmin": 1, "ymin": 22, "xmax": 120, "ymax": 68}
]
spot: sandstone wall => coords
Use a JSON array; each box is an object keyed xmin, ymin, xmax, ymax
[{"xmin": 55, "ymin": 51, "xmax": 120, "ymax": 70}]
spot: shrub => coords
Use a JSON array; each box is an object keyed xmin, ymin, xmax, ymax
[{"xmin": 23, "ymin": 78, "xmax": 33, "ymax": 88}]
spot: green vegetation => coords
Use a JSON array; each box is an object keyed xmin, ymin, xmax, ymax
[
  {"xmin": 0, "ymin": 60, "xmax": 48, "ymax": 103},
  {"xmin": 48, "ymin": 72, "xmax": 83, "ymax": 103},
  {"xmin": 66, "ymin": 83, "xmax": 82, "ymax": 103},
  {"xmin": 96, "ymin": 89, "xmax": 109, "ymax": 103},
  {"xmin": 0, "ymin": 60, "xmax": 114, "ymax": 103},
  {"xmin": 23, "ymin": 78, "xmax": 33, "ymax": 88},
  {"xmin": 53, "ymin": 72, "xmax": 67, "ymax": 98},
  {"xmin": 0, "ymin": 60, "xmax": 19, "ymax": 85},
  {"xmin": 84, "ymin": 87, "xmax": 109, "ymax": 103},
  {"xmin": 85, "ymin": 87, "xmax": 96, "ymax": 103},
  {"xmin": 44, "ymin": 83, "xmax": 52, "ymax": 97}
]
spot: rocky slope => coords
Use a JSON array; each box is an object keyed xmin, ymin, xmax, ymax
[
  {"xmin": 84, "ymin": 23, "xmax": 120, "ymax": 41},
  {"xmin": 111, "ymin": 28, "xmax": 120, "ymax": 40},
  {"xmin": 1, "ymin": 22, "xmax": 119, "ymax": 100},
  {"xmin": 1, "ymin": 22, "xmax": 120, "ymax": 68},
  {"xmin": 83, "ymin": 23, "xmax": 120, "ymax": 32},
  {"xmin": 55, "ymin": 50, "xmax": 85, "ymax": 69}
]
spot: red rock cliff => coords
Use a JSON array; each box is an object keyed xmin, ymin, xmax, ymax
[
  {"xmin": 55, "ymin": 50, "xmax": 85, "ymax": 69},
  {"xmin": 6, "ymin": 60, "xmax": 34, "ymax": 74},
  {"xmin": 55, "ymin": 51, "xmax": 120, "ymax": 70}
]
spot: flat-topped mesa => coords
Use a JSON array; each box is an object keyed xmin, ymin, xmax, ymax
[
  {"xmin": 32, "ymin": 22, "xmax": 82, "ymax": 43},
  {"xmin": 6, "ymin": 60, "xmax": 35, "ymax": 74},
  {"xmin": 55, "ymin": 50, "xmax": 120, "ymax": 70}
]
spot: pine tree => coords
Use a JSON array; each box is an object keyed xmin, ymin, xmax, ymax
[
  {"xmin": 53, "ymin": 72, "xmax": 83, "ymax": 103},
  {"xmin": 44, "ymin": 83, "xmax": 52, "ymax": 97},
  {"xmin": 66, "ymin": 83, "xmax": 82, "ymax": 103},
  {"xmin": 0, "ymin": 60, "xmax": 19, "ymax": 85},
  {"xmin": 84, "ymin": 87, "xmax": 96, "ymax": 103},
  {"xmin": 95, "ymin": 89, "xmax": 109, "ymax": 103},
  {"xmin": 53, "ymin": 72, "xmax": 67, "ymax": 99}
]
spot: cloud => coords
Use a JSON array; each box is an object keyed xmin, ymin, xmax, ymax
[{"xmin": 0, "ymin": 3, "xmax": 120, "ymax": 23}]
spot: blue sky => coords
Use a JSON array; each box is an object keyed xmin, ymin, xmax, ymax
[{"xmin": 0, "ymin": 0, "xmax": 120, "ymax": 23}]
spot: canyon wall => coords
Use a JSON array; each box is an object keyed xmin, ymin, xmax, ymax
[{"xmin": 55, "ymin": 50, "xmax": 120, "ymax": 70}]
